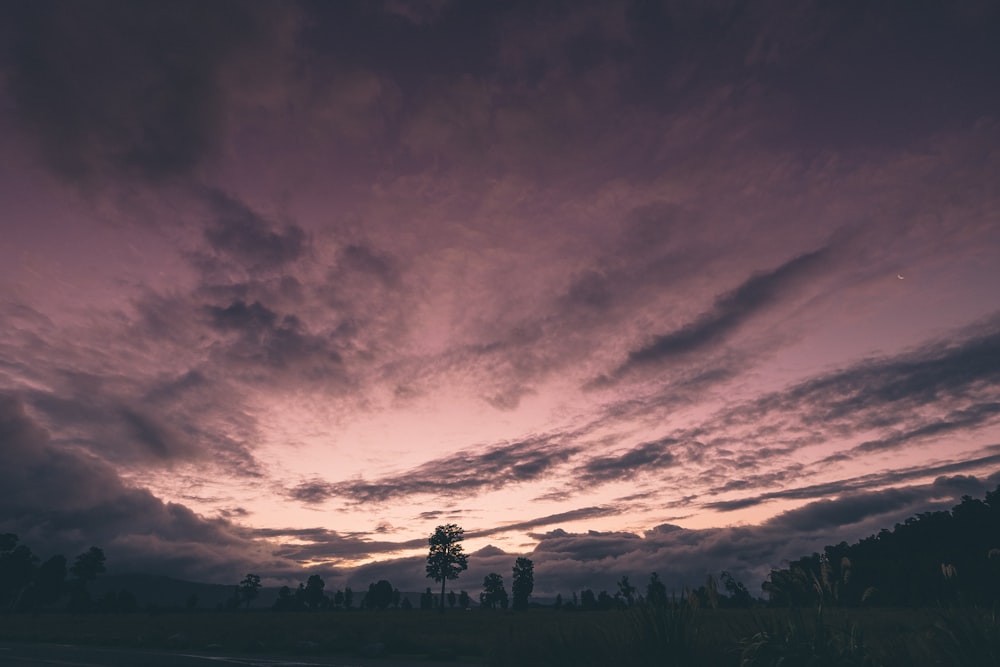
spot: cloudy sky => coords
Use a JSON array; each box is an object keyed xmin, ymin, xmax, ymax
[{"xmin": 2, "ymin": 0, "xmax": 999, "ymax": 597}]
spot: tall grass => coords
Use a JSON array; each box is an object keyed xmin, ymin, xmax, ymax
[
  {"xmin": 490, "ymin": 603, "xmax": 720, "ymax": 667},
  {"xmin": 738, "ymin": 607, "xmax": 876, "ymax": 667},
  {"xmin": 3, "ymin": 605, "xmax": 1000, "ymax": 666}
]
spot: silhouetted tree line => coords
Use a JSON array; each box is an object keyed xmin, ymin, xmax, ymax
[
  {"xmin": 266, "ymin": 573, "xmax": 472, "ymax": 613},
  {"xmin": 762, "ymin": 486, "xmax": 1000, "ymax": 608},
  {"xmin": 478, "ymin": 556, "xmax": 535, "ymax": 610},
  {"xmin": 264, "ymin": 573, "xmax": 364, "ymax": 612},
  {"xmin": 0, "ymin": 535, "xmax": 108, "ymax": 612},
  {"xmin": 546, "ymin": 570, "xmax": 757, "ymax": 613}
]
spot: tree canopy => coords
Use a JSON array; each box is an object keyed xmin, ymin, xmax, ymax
[
  {"xmin": 512, "ymin": 556, "xmax": 534, "ymax": 610},
  {"xmin": 426, "ymin": 524, "xmax": 468, "ymax": 613}
]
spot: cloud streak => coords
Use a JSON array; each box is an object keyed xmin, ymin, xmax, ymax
[{"xmin": 614, "ymin": 248, "xmax": 831, "ymax": 376}]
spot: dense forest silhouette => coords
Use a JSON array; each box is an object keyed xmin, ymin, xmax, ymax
[{"xmin": 2, "ymin": 485, "xmax": 998, "ymax": 614}]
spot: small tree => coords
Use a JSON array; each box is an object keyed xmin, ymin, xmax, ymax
[
  {"xmin": 481, "ymin": 572, "xmax": 508, "ymax": 610},
  {"xmin": 617, "ymin": 575, "xmax": 636, "ymax": 607},
  {"xmin": 511, "ymin": 557, "xmax": 534, "ymax": 610},
  {"xmin": 367, "ymin": 579, "xmax": 394, "ymax": 610},
  {"xmin": 426, "ymin": 524, "xmax": 468, "ymax": 614},
  {"xmin": 721, "ymin": 571, "xmax": 754, "ymax": 608},
  {"xmin": 70, "ymin": 547, "xmax": 106, "ymax": 583},
  {"xmin": 32, "ymin": 555, "xmax": 67, "ymax": 608},
  {"xmin": 69, "ymin": 546, "xmax": 105, "ymax": 612},
  {"xmin": 239, "ymin": 573, "xmax": 261, "ymax": 610},
  {"xmin": 646, "ymin": 572, "xmax": 667, "ymax": 608},
  {"xmin": 304, "ymin": 574, "xmax": 325, "ymax": 610}
]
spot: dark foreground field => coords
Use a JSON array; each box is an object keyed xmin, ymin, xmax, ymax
[{"xmin": 1, "ymin": 606, "xmax": 998, "ymax": 667}]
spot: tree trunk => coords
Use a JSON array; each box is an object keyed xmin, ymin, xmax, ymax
[{"xmin": 440, "ymin": 578, "xmax": 446, "ymax": 614}]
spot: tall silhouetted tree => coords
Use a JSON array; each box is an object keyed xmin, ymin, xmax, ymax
[
  {"xmin": 426, "ymin": 524, "xmax": 468, "ymax": 613},
  {"xmin": 511, "ymin": 557, "xmax": 534, "ymax": 610},
  {"xmin": 239, "ymin": 573, "xmax": 261, "ymax": 609}
]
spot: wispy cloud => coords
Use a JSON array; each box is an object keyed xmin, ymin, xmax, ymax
[
  {"xmin": 588, "ymin": 248, "xmax": 832, "ymax": 388},
  {"xmin": 290, "ymin": 435, "xmax": 582, "ymax": 504},
  {"xmin": 704, "ymin": 450, "xmax": 1000, "ymax": 512}
]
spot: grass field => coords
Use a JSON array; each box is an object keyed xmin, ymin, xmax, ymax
[{"xmin": 1, "ymin": 606, "xmax": 998, "ymax": 666}]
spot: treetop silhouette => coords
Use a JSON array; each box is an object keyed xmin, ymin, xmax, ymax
[{"xmin": 426, "ymin": 523, "xmax": 468, "ymax": 613}]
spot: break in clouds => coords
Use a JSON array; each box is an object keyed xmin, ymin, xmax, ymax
[{"xmin": 1, "ymin": 0, "xmax": 999, "ymax": 595}]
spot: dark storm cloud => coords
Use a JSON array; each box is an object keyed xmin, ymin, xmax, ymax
[
  {"xmin": 0, "ymin": 1, "xmax": 280, "ymax": 184},
  {"xmin": 717, "ymin": 319, "xmax": 1000, "ymax": 448},
  {"xmin": 851, "ymin": 402, "xmax": 1000, "ymax": 455},
  {"xmin": 203, "ymin": 299, "xmax": 345, "ymax": 376},
  {"xmin": 589, "ymin": 317, "xmax": 1000, "ymax": 502},
  {"xmin": 751, "ymin": 2, "xmax": 1000, "ymax": 152},
  {"xmin": 616, "ymin": 2, "xmax": 1000, "ymax": 150},
  {"xmin": 509, "ymin": 476, "xmax": 999, "ymax": 596},
  {"xmin": 203, "ymin": 190, "xmax": 308, "ymax": 270},
  {"xmin": 207, "ymin": 300, "xmax": 279, "ymax": 332},
  {"xmin": 531, "ymin": 528, "xmax": 645, "ymax": 562},
  {"xmin": 762, "ymin": 476, "xmax": 994, "ymax": 534},
  {"xmin": 300, "ymin": 1, "xmax": 504, "ymax": 88},
  {"xmin": 289, "ymin": 436, "xmax": 581, "ymax": 504},
  {"xmin": 607, "ymin": 248, "xmax": 830, "ymax": 379},
  {"xmin": 15, "ymin": 359, "xmax": 263, "ymax": 477},
  {"xmin": 142, "ymin": 370, "xmax": 208, "ymax": 404},
  {"xmin": 288, "ymin": 481, "xmax": 335, "ymax": 505},
  {"xmin": 250, "ymin": 527, "xmax": 424, "ymax": 563},
  {"xmin": 703, "ymin": 450, "xmax": 1000, "ymax": 512},
  {"xmin": 575, "ymin": 437, "xmax": 678, "ymax": 484},
  {"xmin": 323, "ymin": 471, "xmax": 998, "ymax": 596},
  {"xmin": 0, "ymin": 394, "xmax": 272, "ymax": 581},
  {"xmin": 791, "ymin": 325, "xmax": 1000, "ymax": 422},
  {"xmin": 25, "ymin": 384, "xmax": 201, "ymax": 466},
  {"xmin": 118, "ymin": 406, "xmax": 191, "ymax": 461},
  {"xmin": 339, "ymin": 244, "xmax": 400, "ymax": 287},
  {"xmin": 470, "ymin": 506, "xmax": 625, "ymax": 539}
]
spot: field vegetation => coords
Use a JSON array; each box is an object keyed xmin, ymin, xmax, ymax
[{"xmin": 2, "ymin": 487, "xmax": 1000, "ymax": 665}]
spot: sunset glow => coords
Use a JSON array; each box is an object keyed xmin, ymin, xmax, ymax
[{"xmin": 1, "ymin": 1, "xmax": 999, "ymax": 596}]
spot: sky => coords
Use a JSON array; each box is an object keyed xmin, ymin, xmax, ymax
[{"xmin": 1, "ymin": 0, "xmax": 999, "ymax": 598}]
